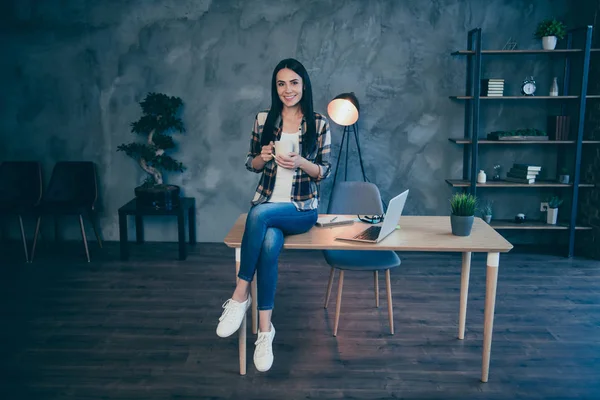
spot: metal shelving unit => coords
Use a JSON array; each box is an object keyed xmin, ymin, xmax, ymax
[{"xmin": 448, "ymin": 26, "xmax": 597, "ymax": 257}]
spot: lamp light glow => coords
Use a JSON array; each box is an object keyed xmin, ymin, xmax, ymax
[{"xmin": 327, "ymin": 92, "xmax": 359, "ymax": 126}]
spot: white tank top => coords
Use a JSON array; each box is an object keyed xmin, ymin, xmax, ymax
[{"xmin": 269, "ymin": 131, "xmax": 300, "ymax": 203}]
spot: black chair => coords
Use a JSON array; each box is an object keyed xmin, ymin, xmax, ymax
[
  {"xmin": 30, "ymin": 161, "xmax": 102, "ymax": 262},
  {"xmin": 0, "ymin": 161, "xmax": 43, "ymax": 262},
  {"xmin": 323, "ymin": 181, "xmax": 401, "ymax": 336}
]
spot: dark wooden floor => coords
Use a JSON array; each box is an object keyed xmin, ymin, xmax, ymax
[{"xmin": 1, "ymin": 240, "xmax": 599, "ymax": 399}]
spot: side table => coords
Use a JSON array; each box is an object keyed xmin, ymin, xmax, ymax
[{"xmin": 118, "ymin": 197, "xmax": 196, "ymax": 260}]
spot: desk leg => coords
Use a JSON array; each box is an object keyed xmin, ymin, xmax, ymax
[
  {"xmin": 235, "ymin": 248, "xmax": 247, "ymax": 375},
  {"xmin": 251, "ymin": 275, "xmax": 258, "ymax": 335},
  {"xmin": 119, "ymin": 213, "xmax": 128, "ymax": 260},
  {"xmin": 178, "ymin": 212, "xmax": 186, "ymax": 260},
  {"xmin": 482, "ymin": 252, "xmax": 499, "ymax": 383},
  {"xmin": 188, "ymin": 205, "xmax": 196, "ymax": 244},
  {"xmin": 135, "ymin": 216, "xmax": 144, "ymax": 244},
  {"xmin": 458, "ymin": 251, "xmax": 472, "ymax": 340}
]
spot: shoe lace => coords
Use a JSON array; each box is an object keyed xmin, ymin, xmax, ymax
[
  {"xmin": 254, "ymin": 333, "xmax": 273, "ymax": 357},
  {"xmin": 219, "ymin": 299, "xmax": 237, "ymax": 322}
]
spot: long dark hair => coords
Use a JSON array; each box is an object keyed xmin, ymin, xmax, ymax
[{"xmin": 261, "ymin": 58, "xmax": 316, "ymax": 157}]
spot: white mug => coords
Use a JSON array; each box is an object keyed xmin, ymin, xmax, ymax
[{"xmin": 274, "ymin": 140, "xmax": 294, "ymax": 156}]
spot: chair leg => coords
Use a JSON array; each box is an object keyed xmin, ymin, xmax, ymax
[
  {"xmin": 18, "ymin": 215, "xmax": 29, "ymax": 263},
  {"xmin": 333, "ymin": 270, "xmax": 344, "ymax": 337},
  {"xmin": 324, "ymin": 267, "xmax": 335, "ymax": 309},
  {"xmin": 374, "ymin": 270, "xmax": 379, "ymax": 308},
  {"xmin": 385, "ymin": 269, "xmax": 394, "ymax": 335},
  {"xmin": 78, "ymin": 214, "xmax": 91, "ymax": 263},
  {"xmin": 89, "ymin": 212, "xmax": 103, "ymax": 249},
  {"xmin": 30, "ymin": 216, "xmax": 41, "ymax": 263}
]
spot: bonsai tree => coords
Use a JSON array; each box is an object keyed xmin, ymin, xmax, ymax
[
  {"xmin": 117, "ymin": 92, "xmax": 185, "ymax": 187},
  {"xmin": 534, "ymin": 18, "xmax": 567, "ymax": 39}
]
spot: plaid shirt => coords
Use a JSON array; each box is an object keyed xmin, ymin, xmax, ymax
[{"xmin": 245, "ymin": 110, "xmax": 331, "ymax": 210}]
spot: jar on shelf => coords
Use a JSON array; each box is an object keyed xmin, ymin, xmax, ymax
[{"xmin": 477, "ymin": 170, "xmax": 487, "ymax": 183}]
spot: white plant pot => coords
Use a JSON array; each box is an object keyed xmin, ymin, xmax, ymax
[
  {"xmin": 546, "ymin": 207, "xmax": 558, "ymax": 225},
  {"xmin": 542, "ymin": 36, "xmax": 557, "ymax": 50}
]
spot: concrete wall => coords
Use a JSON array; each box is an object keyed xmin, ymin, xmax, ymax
[{"xmin": 0, "ymin": 0, "xmax": 572, "ymax": 243}]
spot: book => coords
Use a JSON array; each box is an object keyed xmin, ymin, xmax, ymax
[
  {"xmin": 505, "ymin": 176, "xmax": 536, "ymax": 184},
  {"xmin": 547, "ymin": 115, "xmax": 571, "ymax": 140},
  {"xmin": 480, "ymin": 79, "xmax": 505, "ymax": 95},
  {"xmin": 508, "ymin": 168, "xmax": 539, "ymax": 177},
  {"xmin": 507, "ymin": 172, "xmax": 538, "ymax": 180},
  {"xmin": 316, "ymin": 216, "xmax": 355, "ymax": 228},
  {"xmin": 512, "ymin": 164, "xmax": 542, "ymax": 172}
]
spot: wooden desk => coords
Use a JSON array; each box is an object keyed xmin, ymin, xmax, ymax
[{"xmin": 224, "ymin": 215, "xmax": 513, "ymax": 382}]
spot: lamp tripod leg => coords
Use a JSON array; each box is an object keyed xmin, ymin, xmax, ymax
[
  {"xmin": 344, "ymin": 126, "xmax": 350, "ymax": 180},
  {"xmin": 352, "ymin": 124, "xmax": 367, "ymax": 182},
  {"xmin": 329, "ymin": 128, "xmax": 348, "ymax": 210}
]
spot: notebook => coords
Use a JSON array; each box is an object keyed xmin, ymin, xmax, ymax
[{"xmin": 316, "ymin": 216, "xmax": 355, "ymax": 227}]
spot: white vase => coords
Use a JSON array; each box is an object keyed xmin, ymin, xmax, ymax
[
  {"xmin": 547, "ymin": 207, "xmax": 558, "ymax": 224},
  {"xmin": 477, "ymin": 170, "xmax": 487, "ymax": 183},
  {"xmin": 550, "ymin": 77, "xmax": 559, "ymax": 96},
  {"xmin": 542, "ymin": 36, "xmax": 557, "ymax": 50}
]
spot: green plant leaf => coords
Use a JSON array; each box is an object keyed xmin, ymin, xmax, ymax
[
  {"xmin": 534, "ymin": 18, "xmax": 567, "ymax": 39},
  {"xmin": 450, "ymin": 193, "xmax": 478, "ymax": 216}
]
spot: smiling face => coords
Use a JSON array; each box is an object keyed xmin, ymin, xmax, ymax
[{"xmin": 276, "ymin": 68, "xmax": 303, "ymax": 109}]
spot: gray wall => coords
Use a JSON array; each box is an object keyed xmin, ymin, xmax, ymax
[{"xmin": 0, "ymin": 0, "xmax": 573, "ymax": 243}]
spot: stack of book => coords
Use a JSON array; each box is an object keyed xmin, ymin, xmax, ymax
[
  {"xmin": 547, "ymin": 115, "xmax": 571, "ymax": 140},
  {"xmin": 505, "ymin": 164, "xmax": 542, "ymax": 184},
  {"xmin": 481, "ymin": 79, "xmax": 504, "ymax": 97}
]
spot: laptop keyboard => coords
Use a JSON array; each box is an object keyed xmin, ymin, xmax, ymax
[{"xmin": 354, "ymin": 226, "xmax": 381, "ymax": 241}]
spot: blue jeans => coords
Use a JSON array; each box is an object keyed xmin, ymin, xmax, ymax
[{"xmin": 237, "ymin": 202, "xmax": 318, "ymax": 310}]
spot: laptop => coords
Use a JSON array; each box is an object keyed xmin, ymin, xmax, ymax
[{"xmin": 335, "ymin": 189, "xmax": 409, "ymax": 244}]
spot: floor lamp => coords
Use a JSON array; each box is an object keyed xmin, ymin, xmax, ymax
[{"xmin": 327, "ymin": 92, "xmax": 367, "ymax": 191}]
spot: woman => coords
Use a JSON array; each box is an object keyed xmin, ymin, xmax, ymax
[{"xmin": 216, "ymin": 58, "xmax": 331, "ymax": 372}]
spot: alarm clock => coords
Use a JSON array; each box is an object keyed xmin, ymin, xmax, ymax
[{"xmin": 521, "ymin": 76, "xmax": 536, "ymax": 96}]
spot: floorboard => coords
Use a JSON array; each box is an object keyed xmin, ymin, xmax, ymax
[{"xmin": 0, "ymin": 240, "xmax": 599, "ymax": 399}]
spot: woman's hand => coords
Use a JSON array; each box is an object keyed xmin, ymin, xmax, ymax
[
  {"xmin": 276, "ymin": 152, "xmax": 305, "ymax": 169},
  {"xmin": 260, "ymin": 141, "xmax": 275, "ymax": 162}
]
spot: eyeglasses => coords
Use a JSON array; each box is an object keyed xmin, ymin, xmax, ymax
[{"xmin": 358, "ymin": 214, "xmax": 384, "ymax": 224}]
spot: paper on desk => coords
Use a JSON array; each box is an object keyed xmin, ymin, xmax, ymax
[{"xmin": 316, "ymin": 216, "xmax": 355, "ymax": 227}]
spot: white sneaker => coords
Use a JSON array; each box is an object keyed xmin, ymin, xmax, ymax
[
  {"xmin": 254, "ymin": 323, "xmax": 275, "ymax": 372},
  {"xmin": 216, "ymin": 295, "xmax": 251, "ymax": 338}
]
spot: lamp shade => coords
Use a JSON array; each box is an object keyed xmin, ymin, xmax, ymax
[{"xmin": 327, "ymin": 92, "xmax": 360, "ymax": 126}]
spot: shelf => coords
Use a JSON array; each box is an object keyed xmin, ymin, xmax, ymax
[
  {"xmin": 450, "ymin": 95, "xmax": 579, "ymax": 100},
  {"xmin": 445, "ymin": 179, "xmax": 596, "ymax": 188},
  {"xmin": 450, "ymin": 95, "xmax": 600, "ymax": 100},
  {"xmin": 489, "ymin": 220, "xmax": 592, "ymax": 230},
  {"xmin": 452, "ymin": 49, "xmax": 600, "ymax": 55},
  {"xmin": 449, "ymin": 27, "xmax": 596, "ymax": 257},
  {"xmin": 448, "ymin": 138, "xmax": 600, "ymax": 144}
]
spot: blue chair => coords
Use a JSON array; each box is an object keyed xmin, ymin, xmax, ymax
[
  {"xmin": 323, "ymin": 181, "xmax": 401, "ymax": 336},
  {"xmin": 0, "ymin": 161, "xmax": 43, "ymax": 262},
  {"xmin": 30, "ymin": 161, "xmax": 102, "ymax": 263}
]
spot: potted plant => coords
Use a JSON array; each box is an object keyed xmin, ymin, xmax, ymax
[
  {"xmin": 558, "ymin": 167, "xmax": 570, "ymax": 184},
  {"xmin": 117, "ymin": 92, "xmax": 186, "ymax": 210},
  {"xmin": 534, "ymin": 18, "xmax": 567, "ymax": 50},
  {"xmin": 544, "ymin": 196, "xmax": 564, "ymax": 225},
  {"xmin": 481, "ymin": 201, "xmax": 493, "ymax": 224},
  {"xmin": 450, "ymin": 192, "xmax": 478, "ymax": 236}
]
